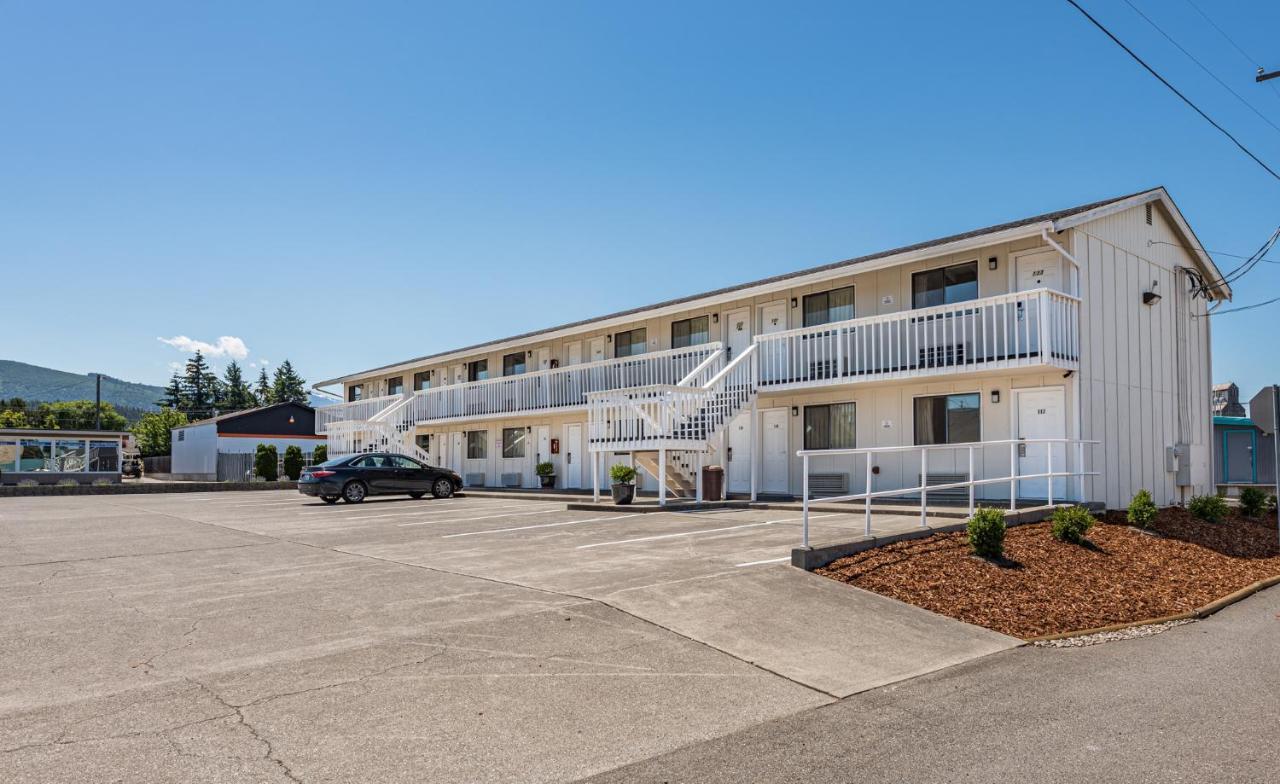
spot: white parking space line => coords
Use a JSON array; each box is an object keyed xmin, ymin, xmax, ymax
[
  {"xmin": 576, "ymin": 514, "xmax": 840, "ymax": 550},
  {"xmin": 397, "ymin": 508, "xmax": 561, "ymax": 527},
  {"xmin": 441, "ymin": 513, "xmax": 641, "ymax": 538},
  {"xmin": 735, "ymin": 557, "xmax": 790, "ymax": 567},
  {"xmin": 342, "ymin": 504, "xmax": 542, "ymax": 522}
]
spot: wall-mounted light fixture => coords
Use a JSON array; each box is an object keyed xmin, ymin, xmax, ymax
[
  {"xmin": 791, "ymin": 406, "xmax": 799, "ymax": 417},
  {"xmin": 988, "ymin": 256, "xmax": 998, "ymax": 270},
  {"xmin": 606, "ymin": 334, "xmax": 612, "ymax": 342},
  {"xmin": 790, "ymin": 297, "xmax": 798, "ymax": 308},
  {"xmin": 712, "ymin": 313, "xmax": 719, "ymax": 324},
  {"xmin": 990, "ymin": 389, "xmax": 1000, "ymax": 404},
  {"xmin": 288, "ymin": 415, "xmax": 296, "ymax": 424},
  {"xmin": 1142, "ymin": 280, "xmax": 1161, "ymax": 306}
]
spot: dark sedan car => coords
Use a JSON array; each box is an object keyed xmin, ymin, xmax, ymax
[{"xmin": 298, "ymin": 452, "xmax": 463, "ymax": 504}]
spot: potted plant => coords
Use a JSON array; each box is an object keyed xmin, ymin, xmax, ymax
[
  {"xmin": 609, "ymin": 463, "xmax": 637, "ymax": 504},
  {"xmin": 535, "ymin": 461, "xmax": 556, "ymax": 489}
]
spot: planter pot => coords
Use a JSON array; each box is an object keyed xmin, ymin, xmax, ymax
[
  {"xmin": 539, "ymin": 474, "xmax": 556, "ymax": 489},
  {"xmin": 611, "ymin": 482, "xmax": 635, "ymax": 505}
]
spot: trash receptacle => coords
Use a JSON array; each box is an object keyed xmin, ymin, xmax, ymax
[{"xmin": 701, "ymin": 465, "xmax": 725, "ymax": 501}]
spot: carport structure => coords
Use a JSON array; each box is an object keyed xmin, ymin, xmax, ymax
[{"xmin": 0, "ymin": 491, "xmax": 1017, "ymax": 782}]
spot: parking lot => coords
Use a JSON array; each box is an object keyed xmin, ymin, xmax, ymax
[{"xmin": 1, "ymin": 491, "xmax": 1015, "ymax": 783}]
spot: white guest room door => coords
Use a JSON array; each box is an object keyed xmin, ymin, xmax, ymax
[
  {"xmin": 727, "ymin": 412, "xmax": 752, "ymax": 493},
  {"xmin": 589, "ymin": 337, "xmax": 606, "ymax": 363},
  {"xmin": 761, "ymin": 408, "xmax": 789, "ymax": 494},
  {"xmin": 563, "ymin": 424, "xmax": 582, "ymax": 488},
  {"xmin": 1015, "ymin": 387, "xmax": 1066, "ymax": 500},
  {"xmin": 724, "ymin": 307, "xmax": 751, "ymax": 359}
]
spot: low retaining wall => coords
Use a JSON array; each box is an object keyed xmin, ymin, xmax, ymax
[
  {"xmin": 791, "ymin": 504, "xmax": 1101, "ymax": 571},
  {"xmin": 0, "ymin": 480, "xmax": 298, "ymax": 497}
]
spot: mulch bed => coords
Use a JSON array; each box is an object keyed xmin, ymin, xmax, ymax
[{"xmin": 816, "ymin": 509, "xmax": 1280, "ymax": 639}]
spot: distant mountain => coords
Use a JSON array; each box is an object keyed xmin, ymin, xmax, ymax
[{"xmin": 0, "ymin": 360, "xmax": 165, "ymax": 412}]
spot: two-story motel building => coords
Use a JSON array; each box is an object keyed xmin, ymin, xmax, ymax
[{"xmin": 314, "ymin": 187, "xmax": 1224, "ymax": 509}]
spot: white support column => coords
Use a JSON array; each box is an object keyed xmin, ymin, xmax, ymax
[
  {"xmin": 749, "ymin": 397, "xmax": 758, "ymax": 502},
  {"xmin": 1047, "ymin": 441, "xmax": 1054, "ymax": 507},
  {"xmin": 919, "ymin": 448, "xmax": 928, "ymax": 527},
  {"xmin": 801, "ymin": 454, "xmax": 811, "ymax": 549},
  {"xmin": 658, "ymin": 447, "xmax": 667, "ymax": 507},
  {"xmin": 592, "ymin": 451, "xmax": 600, "ymax": 503},
  {"xmin": 1009, "ymin": 442, "xmax": 1017, "ymax": 512},
  {"xmin": 695, "ymin": 451, "xmax": 704, "ymax": 504}
]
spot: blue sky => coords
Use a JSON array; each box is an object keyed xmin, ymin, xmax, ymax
[{"xmin": 3, "ymin": 1, "xmax": 1279, "ymax": 398}]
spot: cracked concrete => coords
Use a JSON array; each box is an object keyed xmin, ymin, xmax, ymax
[{"xmin": 1, "ymin": 490, "xmax": 1012, "ymax": 782}]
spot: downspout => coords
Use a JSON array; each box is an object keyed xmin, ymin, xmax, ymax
[{"xmin": 1043, "ymin": 226, "xmax": 1087, "ymax": 503}]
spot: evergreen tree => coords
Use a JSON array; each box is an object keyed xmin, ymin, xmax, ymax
[
  {"xmin": 159, "ymin": 374, "xmax": 186, "ymax": 410},
  {"xmin": 183, "ymin": 351, "xmax": 215, "ymax": 417},
  {"xmin": 270, "ymin": 359, "xmax": 307, "ymax": 405},
  {"xmin": 219, "ymin": 360, "xmax": 256, "ymax": 412},
  {"xmin": 255, "ymin": 367, "xmax": 273, "ymax": 406}
]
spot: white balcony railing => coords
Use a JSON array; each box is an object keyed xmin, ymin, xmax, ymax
[
  {"xmin": 315, "ymin": 393, "xmax": 402, "ymax": 433},
  {"xmin": 359, "ymin": 343, "xmax": 722, "ymax": 430},
  {"xmin": 755, "ymin": 288, "xmax": 1079, "ymax": 389}
]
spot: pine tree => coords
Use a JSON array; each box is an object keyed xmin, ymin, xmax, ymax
[
  {"xmin": 219, "ymin": 360, "xmax": 256, "ymax": 412},
  {"xmin": 159, "ymin": 374, "xmax": 186, "ymax": 410},
  {"xmin": 255, "ymin": 367, "xmax": 273, "ymax": 406},
  {"xmin": 182, "ymin": 351, "xmax": 214, "ymax": 418},
  {"xmin": 270, "ymin": 359, "xmax": 307, "ymax": 405}
]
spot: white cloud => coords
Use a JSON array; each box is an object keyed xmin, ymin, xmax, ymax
[
  {"xmin": 157, "ymin": 335, "xmax": 250, "ymax": 360},
  {"xmin": 168, "ymin": 361, "xmax": 183, "ymax": 371}
]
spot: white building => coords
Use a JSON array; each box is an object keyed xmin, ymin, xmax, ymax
[
  {"xmin": 314, "ymin": 188, "xmax": 1223, "ymax": 509},
  {"xmin": 171, "ymin": 402, "xmax": 326, "ymax": 481}
]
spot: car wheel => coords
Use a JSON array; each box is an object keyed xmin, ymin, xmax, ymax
[
  {"xmin": 409, "ymin": 492, "xmax": 425, "ymax": 499},
  {"xmin": 431, "ymin": 478, "xmax": 454, "ymax": 499},
  {"xmin": 342, "ymin": 481, "xmax": 368, "ymax": 504},
  {"xmin": 322, "ymin": 496, "xmax": 339, "ymax": 505}
]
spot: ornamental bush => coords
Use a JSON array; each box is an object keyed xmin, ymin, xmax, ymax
[
  {"xmin": 1187, "ymin": 494, "xmax": 1227, "ymax": 524},
  {"xmin": 1127, "ymin": 489, "xmax": 1158, "ymax": 529},
  {"xmin": 609, "ymin": 463, "xmax": 637, "ymax": 484},
  {"xmin": 966, "ymin": 507, "xmax": 1006, "ymax": 559},
  {"xmin": 536, "ymin": 461, "xmax": 555, "ymax": 477},
  {"xmin": 1239, "ymin": 487, "xmax": 1268, "ymax": 518},
  {"xmin": 312, "ymin": 444, "xmax": 327, "ymax": 464},
  {"xmin": 282, "ymin": 445, "xmax": 303, "ymax": 481},
  {"xmin": 255, "ymin": 444, "xmax": 279, "ymax": 482},
  {"xmin": 1050, "ymin": 505, "xmax": 1095, "ymax": 544}
]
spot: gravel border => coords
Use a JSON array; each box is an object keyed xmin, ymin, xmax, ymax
[{"xmin": 1033, "ymin": 618, "xmax": 1197, "ymax": 648}]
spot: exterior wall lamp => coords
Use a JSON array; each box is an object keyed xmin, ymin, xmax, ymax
[
  {"xmin": 990, "ymin": 390, "xmax": 1000, "ymax": 404},
  {"xmin": 712, "ymin": 313, "xmax": 719, "ymax": 323},
  {"xmin": 790, "ymin": 297, "xmax": 798, "ymax": 308},
  {"xmin": 1143, "ymin": 280, "xmax": 1161, "ymax": 306},
  {"xmin": 988, "ymin": 256, "xmax": 998, "ymax": 270},
  {"xmin": 791, "ymin": 406, "xmax": 799, "ymax": 416}
]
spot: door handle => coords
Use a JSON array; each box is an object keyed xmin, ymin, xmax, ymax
[
  {"xmin": 567, "ymin": 453, "xmax": 572, "ymax": 464},
  {"xmin": 1017, "ymin": 443, "xmax": 1027, "ymax": 458}
]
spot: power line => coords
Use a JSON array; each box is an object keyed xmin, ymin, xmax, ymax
[
  {"xmin": 1197, "ymin": 295, "xmax": 1280, "ymax": 316},
  {"xmin": 1180, "ymin": 0, "xmax": 1280, "ymax": 107},
  {"xmin": 1063, "ymin": 0, "xmax": 1280, "ymax": 182},
  {"xmin": 1120, "ymin": 0, "xmax": 1280, "ymax": 136}
]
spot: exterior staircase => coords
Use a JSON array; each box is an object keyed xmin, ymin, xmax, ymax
[
  {"xmin": 632, "ymin": 451, "xmax": 697, "ymax": 499},
  {"xmin": 321, "ymin": 394, "xmax": 431, "ymax": 464}
]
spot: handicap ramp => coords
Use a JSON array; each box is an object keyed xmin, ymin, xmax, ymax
[{"xmin": 602, "ymin": 565, "xmax": 1020, "ymax": 698}]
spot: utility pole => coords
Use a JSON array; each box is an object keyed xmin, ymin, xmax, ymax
[
  {"xmin": 94, "ymin": 373, "xmax": 101, "ymax": 430},
  {"xmin": 1256, "ymin": 67, "xmax": 1280, "ymax": 83}
]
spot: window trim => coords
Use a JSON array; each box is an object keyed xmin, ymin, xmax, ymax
[
  {"xmin": 911, "ymin": 390, "xmax": 983, "ymax": 446},
  {"xmin": 501, "ymin": 427, "xmax": 527, "ymax": 459},
  {"xmin": 413, "ymin": 371, "xmax": 431, "ymax": 392},
  {"xmin": 347, "ymin": 384, "xmax": 364, "ymax": 402},
  {"xmin": 802, "ymin": 402, "xmax": 857, "ymax": 451},
  {"xmin": 466, "ymin": 359, "xmax": 489, "ymax": 382},
  {"xmin": 502, "ymin": 352, "xmax": 527, "ymax": 377},
  {"xmin": 801, "ymin": 285, "xmax": 855, "ymax": 328},
  {"xmin": 614, "ymin": 327, "xmax": 647, "ymax": 358},
  {"xmin": 386, "ymin": 376, "xmax": 404, "ymax": 395},
  {"xmin": 671, "ymin": 315, "xmax": 711, "ymax": 349},
  {"xmin": 910, "ymin": 259, "xmax": 980, "ymax": 311}
]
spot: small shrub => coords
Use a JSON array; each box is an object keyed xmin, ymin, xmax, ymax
[
  {"xmin": 966, "ymin": 507, "xmax": 1006, "ymax": 559},
  {"xmin": 1050, "ymin": 505, "xmax": 1096, "ymax": 544},
  {"xmin": 254, "ymin": 444, "xmax": 279, "ymax": 482},
  {"xmin": 56, "ymin": 479, "xmax": 79, "ymax": 487},
  {"xmin": 1126, "ymin": 489, "xmax": 1158, "ymax": 529},
  {"xmin": 92, "ymin": 479, "xmax": 112, "ymax": 487},
  {"xmin": 1268, "ymin": 494, "xmax": 1279, "ymax": 515},
  {"xmin": 609, "ymin": 463, "xmax": 637, "ymax": 484},
  {"xmin": 282, "ymin": 445, "xmax": 304, "ymax": 480},
  {"xmin": 1239, "ymin": 487, "xmax": 1268, "ymax": 518},
  {"xmin": 1187, "ymin": 494, "xmax": 1227, "ymax": 524},
  {"xmin": 535, "ymin": 461, "xmax": 555, "ymax": 477},
  {"xmin": 312, "ymin": 444, "xmax": 328, "ymax": 464},
  {"xmin": 17, "ymin": 479, "xmax": 37, "ymax": 487}
]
